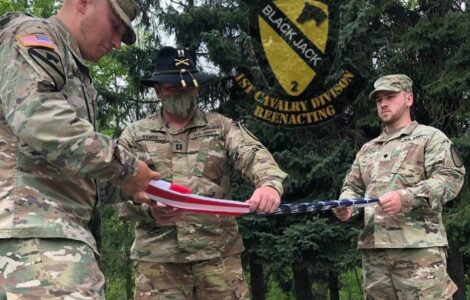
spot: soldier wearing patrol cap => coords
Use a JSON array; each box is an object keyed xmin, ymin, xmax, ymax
[
  {"xmin": 115, "ymin": 46, "xmax": 288, "ymax": 299},
  {"xmin": 334, "ymin": 74, "xmax": 465, "ymax": 299},
  {"xmin": 0, "ymin": 0, "xmax": 161, "ymax": 298}
]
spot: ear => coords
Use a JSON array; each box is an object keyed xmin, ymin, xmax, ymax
[
  {"xmin": 154, "ymin": 84, "xmax": 162, "ymax": 97},
  {"xmin": 405, "ymin": 92, "xmax": 413, "ymax": 108},
  {"xmin": 77, "ymin": 0, "xmax": 91, "ymax": 15}
]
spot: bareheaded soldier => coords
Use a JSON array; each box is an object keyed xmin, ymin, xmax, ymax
[
  {"xmin": 334, "ymin": 74, "xmax": 465, "ymax": 299},
  {"xmin": 115, "ymin": 46, "xmax": 287, "ymax": 299},
  {"xmin": 0, "ymin": 0, "xmax": 160, "ymax": 298}
]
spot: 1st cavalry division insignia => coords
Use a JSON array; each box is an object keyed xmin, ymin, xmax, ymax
[{"xmin": 234, "ymin": 0, "xmax": 365, "ymax": 127}]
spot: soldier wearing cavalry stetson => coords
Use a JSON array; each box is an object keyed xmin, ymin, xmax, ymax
[{"xmin": 116, "ymin": 46, "xmax": 287, "ymax": 299}]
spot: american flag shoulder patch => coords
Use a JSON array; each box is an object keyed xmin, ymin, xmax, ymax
[{"xmin": 16, "ymin": 34, "xmax": 55, "ymax": 49}]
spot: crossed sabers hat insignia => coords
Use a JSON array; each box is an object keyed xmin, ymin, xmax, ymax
[{"xmin": 175, "ymin": 58, "xmax": 190, "ymax": 67}]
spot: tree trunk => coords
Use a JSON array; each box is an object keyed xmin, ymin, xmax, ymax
[
  {"xmin": 249, "ymin": 252, "xmax": 265, "ymax": 300},
  {"xmin": 293, "ymin": 264, "xmax": 313, "ymax": 300},
  {"xmin": 448, "ymin": 239, "xmax": 466, "ymax": 300},
  {"xmin": 328, "ymin": 270, "xmax": 340, "ymax": 300},
  {"xmin": 124, "ymin": 222, "xmax": 133, "ymax": 300}
]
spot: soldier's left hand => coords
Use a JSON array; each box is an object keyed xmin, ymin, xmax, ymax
[
  {"xmin": 246, "ymin": 186, "xmax": 281, "ymax": 213},
  {"xmin": 131, "ymin": 191, "xmax": 184, "ymax": 224},
  {"xmin": 131, "ymin": 190, "xmax": 153, "ymax": 206},
  {"xmin": 379, "ymin": 191, "xmax": 402, "ymax": 216}
]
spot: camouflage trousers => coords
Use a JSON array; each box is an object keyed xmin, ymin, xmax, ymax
[
  {"xmin": 133, "ymin": 254, "xmax": 249, "ymax": 300},
  {"xmin": 362, "ymin": 247, "xmax": 457, "ymax": 300},
  {"xmin": 0, "ymin": 238, "xmax": 105, "ymax": 299}
]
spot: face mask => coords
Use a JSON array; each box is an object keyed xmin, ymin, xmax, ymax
[{"xmin": 161, "ymin": 93, "xmax": 198, "ymax": 119}]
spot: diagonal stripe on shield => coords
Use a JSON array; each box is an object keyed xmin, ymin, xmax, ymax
[{"xmin": 258, "ymin": 0, "xmax": 329, "ymax": 96}]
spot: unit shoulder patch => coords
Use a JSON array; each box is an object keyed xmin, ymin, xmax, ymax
[
  {"xmin": 28, "ymin": 47, "xmax": 65, "ymax": 91},
  {"xmin": 451, "ymin": 145, "xmax": 463, "ymax": 168}
]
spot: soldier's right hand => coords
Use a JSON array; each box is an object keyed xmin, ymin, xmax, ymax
[
  {"xmin": 333, "ymin": 206, "xmax": 352, "ymax": 221},
  {"xmin": 122, "ymin": 160, "xmax": 160, "ymax": 196}
]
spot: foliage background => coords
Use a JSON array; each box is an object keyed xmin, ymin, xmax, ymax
[{"xmin": 1, "ymin": 0, "xmax": 468, "ymax": 299}]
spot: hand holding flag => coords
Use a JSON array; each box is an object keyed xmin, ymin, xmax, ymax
[
  {"xmin": 122, "ymin": 160, "xmax": 160, "ymax": 199},
  {"xmin": 246, "ymin": 186, "xmax": 281, "ymax": 213},
  {"xmin": 333, "ymin": 206, "xmax": 353, "ymax": 221}
]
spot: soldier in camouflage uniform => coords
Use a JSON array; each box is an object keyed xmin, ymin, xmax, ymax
[
  {"xmin": 0, "ymin": 0, "xmax": 161, "ymax": 298},
  {"xmin": 333, "ymin": 74, "xmax": 465, "ymax": 300},
  {"xmin": 115, "ymin": 46, "xmax": 287, "ymax": 300}
]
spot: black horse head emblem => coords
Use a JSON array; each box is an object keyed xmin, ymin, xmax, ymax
[{"xmin": 297, "ymin": 2, "xmax": 327, "ymax": 26}]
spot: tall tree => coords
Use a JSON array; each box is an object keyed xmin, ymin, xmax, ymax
[{"xmin": 3, "ymin": 0, "xmax": 468, "ymax": 298}]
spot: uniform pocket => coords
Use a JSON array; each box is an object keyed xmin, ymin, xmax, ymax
[
  {"xmin": 202, "ymin": 138, "xmax": 226, "ymax": 180},
  {"xmin": 392, "ymin": 140, "xmax": 426, "ymax": 185},
  {"xmin": 390, "ymin": 144, "xmax": 412, "ymax": 174},
  {"xmin": 189, "ymin": 130, "xmax": 225, "ymax": 180},
  {"xmin": 139, "ymin": 137, "xmax": 172, "ymax": 179}
]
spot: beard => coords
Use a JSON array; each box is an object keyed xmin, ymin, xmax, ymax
[{"xmin": 379, "ymin": 105, "xmax": 408, "ymax": 126}]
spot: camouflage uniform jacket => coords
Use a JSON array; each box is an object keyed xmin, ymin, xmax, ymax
[
  {"xmin": 0, "ymin": 13, "xmax": 138, "ymax": 254},
  {"xmin": 116, "ymin": 109, "xmax": 287, "ymax": 262},
  {"xmin": 340, "ymin": 121, "xmax": 465, "ymax": 249}
]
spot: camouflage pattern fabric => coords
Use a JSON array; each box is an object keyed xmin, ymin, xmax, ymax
[
  {"xmin": 340, "ymin": 121, "xmax": 465, "ymax": 249},
  {"xmin": 0, "ymin": 238, "xmax": 105, "ymax": 299},
  {"xmin": 362, "ymin": 247, "xmax": 457, "ymax": 300},
  {"xmin": 368, "ymin": 74, "xmax": 413, "ymax": 100},
  {"xmin": 0, "ymin": 13, "xmax": 138, "ymax": 254},
  {"xmin": 116, "ymin": 109, "xmax": 286, "ymax": 263},
  {"xmin": 133, "ymin": 255, "xmax": 249, "ymax": 300},
  {"xmin": 107, "ymin": 0, "xmax": 140, "ymax": 45}
]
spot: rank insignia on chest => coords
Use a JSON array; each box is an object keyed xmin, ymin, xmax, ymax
[
  {"xmin": 380, "ymin": 152, "xmax": 392, "ymax": 161},
  {"xmin": 172, "ymin": 140, "xmax": 186, "ymax": 153}
]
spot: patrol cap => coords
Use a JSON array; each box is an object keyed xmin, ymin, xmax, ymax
[
  {"xmin": 108, "ymin": 0, "xmax": 140, "ymax": 45},
  {"xmin": 369, "ymin": 74, "xmax": 413, "ymax": 100},
  {"xmin": 141, "ymin": 46, "xmax": 213, "ymax": 88}
]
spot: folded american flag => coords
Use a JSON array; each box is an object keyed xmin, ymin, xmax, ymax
[
  {"xmin": 145, "ymin": 180, "xmax": 250, "ymax": 216},
  {"xmin": 145, "ymin": 180, "xmax": 379, "ymax": 216}
]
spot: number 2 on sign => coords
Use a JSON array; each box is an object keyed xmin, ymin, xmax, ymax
[{"xmin": 291, "ymin": 81, "xmax": 298, "ymax": 92}]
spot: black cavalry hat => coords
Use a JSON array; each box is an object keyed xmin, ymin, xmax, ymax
[{"xmin": 141, "ymin": 46, "xmax": 213, "ymax": 88}]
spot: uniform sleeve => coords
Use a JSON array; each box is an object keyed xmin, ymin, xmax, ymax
[
  {"xmin": 398, "ymin": 131, "xmax": 466, "ymax": 212},
  {"xmin": 0, "ymin": 23, "xmax": 137, "ymax": 183},
  {"xmin": 115, "ymin": 201, "xmax": 154, "ymax": 223},
  {"xmin": 338, "ymin": 150, "xmax": 367, "ymax": 218},
  {"xmin": 113, "ymin": 124, "xmax": 155, "ymax": 221},
  {"xmin": 225, "ymin": 121, "xmax": 287, "ymax": 196},
  {"xmin": 339, "ymin": 151, "xmax": 367, "ymax": 200}
]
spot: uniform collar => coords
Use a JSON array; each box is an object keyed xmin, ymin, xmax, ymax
[
  {"xmin": 153, "ymin": 109, "xmax": 207, "ymax": 134},
  {"xmin": 49, "ymin": 16, "xmax": 89, "ymax": 67},
  {"xmin": 375, "ymin": 121, "xmax": 419, "ymax": 143}
]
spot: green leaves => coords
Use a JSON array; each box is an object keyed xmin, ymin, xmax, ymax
[{"xmin": 0, "ymin": 0, "xmax": 57, "ymax": 17}]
